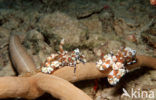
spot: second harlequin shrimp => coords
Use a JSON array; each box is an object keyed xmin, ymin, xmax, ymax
[{"xmin": 96, "ymin": 47, "xmax": 136, "ymax": 85}]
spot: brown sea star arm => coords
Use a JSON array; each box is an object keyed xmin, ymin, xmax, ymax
[
  {"xmin": 0, "ymin": 73, "xmax": 92, "ymax": 100},
  {"xmin": 9, "ymin": 34, "xmax": 36, "ymax": 74},
  {"xmin": 53, "ymin": 62, "xmax": 111, "ymax": 82},
  {"xmin": 126, "ymin": 55, "xmax": 156, "ymax": 70}
]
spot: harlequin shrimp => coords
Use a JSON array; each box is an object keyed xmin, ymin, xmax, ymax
[
  {"xmin": 96, "ymin": 47, "xmax": 136, "ymax": 85},
  {"xmin": 41, "ymin": 39, "xmax": 86, "ymax": 74}
]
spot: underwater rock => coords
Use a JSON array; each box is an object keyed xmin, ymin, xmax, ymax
[
  {"xmin": 23, "ymin": 29, "xmax": 54, "ymax": 64},
  {"xmin": 0, "ymin": 63, "xmax": 15, "ymax": 76},
  {"xmin": 113, "ymin": 18, "xmax": 139, "ymax": 35},
  {"xmin": 149, "ymin": 28, "xmax": 156, "ymax": 36},
  {"xmin": 26, "ymin": 29, "xmax": 44, "ymax": 41},
  {"xmin": 126, "ymin": 34, "xmax": 137, "ymax": 43},
  {"xmin": 80, "ymin": 15, "xmax": 102, "ymax": 35},
  {"xmin": 63, "ymin": 0, "xmax": 105, "ymax": 18},
  {"xmin": 95, "ymin": 88, "xmax": 119, "ymax": 100},
  {"xmin": 0, "ymin": 27, "xmax": 10, "ymax": 37},
  {"xmin": 81, "ymin": 49, "xmax": 95, "ymax": 61},
  {"xmin": 38, "ymin": 11, "xmax": 87, "ymax": 47},
  {"xmin": 107, "ymin": 41, "xmax": 122, "ymax": 52},
  {"xmin": 0, "ymin": 27, "xmax": 10, "ymax": 47},
  {"xmin": 142, "ymin": 33, "xmax": 156, "ymax": 48},
  {"xmin": 40, "ymin": 0, "xmax": 65, "ymax": 4},
  {"xmin": 76, "ymin": 2, "xmax": 104, "ymax": 18},
  {"xmin": 142, "ymin": 24, "xmax": 156, "ymax": 49},
  {"xmin": 98, "ymin": 9, "xmax": 114, "ymax": 34},
  {"xmin": 2, "ymin": 17, "xmax": 19, "ymax": 30},
  {"xmin": 0, "ymin": 27, "xmax": 10, "ymax": 68}
]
